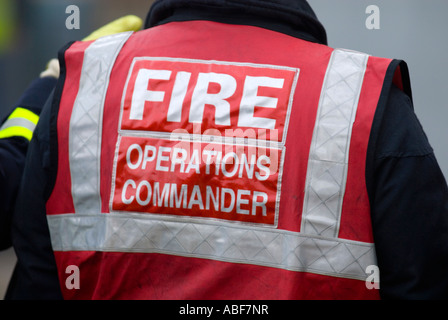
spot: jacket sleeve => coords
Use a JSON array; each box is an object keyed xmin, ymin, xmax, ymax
[
  {"xmin": 368, "ymin": 84, "xmax": 448, "ymax": 299},
  {"xmin": 0, "ymin": 137, "xmax": 28, "ymax": 250},
  {"xmin": 0, "ymin": 77, "xmax": 57, "ymax": 250},
  {"xmin": 4, "ymin": 89, "xmax": 63, "ymax": 300}
]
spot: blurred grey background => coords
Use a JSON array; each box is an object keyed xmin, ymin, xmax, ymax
[{"xmin": 0, "ymin": 0, "xmax": 447, "ymax": 298}]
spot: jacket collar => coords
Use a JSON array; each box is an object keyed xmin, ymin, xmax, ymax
[{"xmin": 145, "ymin": 0, "xmax": 328, "ymax": 45}]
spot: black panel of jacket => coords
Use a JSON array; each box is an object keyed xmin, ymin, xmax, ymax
[
  {"xmin": 5, "ymin": 0, "xmax": 448, "ymax": 300},
  {"xmin": 0, "ymin": 77, "xmax": 57, "ymax": 250}
]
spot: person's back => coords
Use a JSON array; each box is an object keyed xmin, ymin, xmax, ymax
[
  {"xmin": 47, "ymin": 12, "xmax": 402, "ymax": 300},
  {"xmin": 7, "ymin": 0, "xmax": 448, "ymax": 300}
]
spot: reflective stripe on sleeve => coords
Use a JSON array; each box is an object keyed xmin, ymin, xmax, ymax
[{"xmin": 0, "ymin": 107, "xmax": 39, "ymax": 141}]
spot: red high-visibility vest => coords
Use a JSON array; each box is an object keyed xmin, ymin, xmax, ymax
[{"xmin": 46, "ymin": 20, "xmax": 407, "ymax": 299}]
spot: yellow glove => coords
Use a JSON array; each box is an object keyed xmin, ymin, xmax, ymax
[
  {"xmin": 82, "ymin": 15, "xmax": 142, "ymax": 41},
  {"xmin": 40, "ymin": 15, "xmax": 142, "ymax": 79}
]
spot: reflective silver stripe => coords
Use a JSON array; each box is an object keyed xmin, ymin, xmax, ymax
[
  {"xmin": 0, "ymin": 117, "xmax": 37, "ymax": 133},
  {"xmin": 47, "ymin": 213, "xmax": 376, "ymax": 281},
  {"xmin": 69, "ymin": 32, "xmax": 133, "ymax": 214},
  {"xmin": 301, "ymin": 49, "xmax": 369, "ymax": 238}
]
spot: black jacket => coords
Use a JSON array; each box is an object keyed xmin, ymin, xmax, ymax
[
  {"xmin": 0, "ymin": 77, "xmax": 57, "ymax": 250},
  {"xmin": 6, "ymin": 0, "xmax": 448, "ymax": 300}
]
